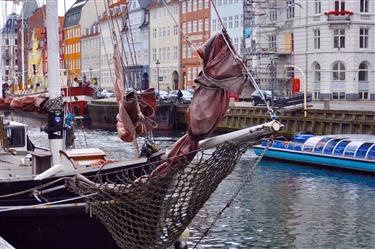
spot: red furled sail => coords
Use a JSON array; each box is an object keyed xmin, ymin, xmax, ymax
[{"xmin": 113, "ymin": 44, "xmax": 157, "ymax": 142}]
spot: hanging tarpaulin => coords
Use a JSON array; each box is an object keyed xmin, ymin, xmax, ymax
[{"xmin": 292, "ymin": 78, "xmax": 300, "ymax": 93}]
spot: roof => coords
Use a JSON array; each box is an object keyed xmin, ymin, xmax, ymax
[
  {"xmin": 1, "ymin": 13, "xmax": 19, "ymax": 34},
  {"xmin": 63, "ymin": 0, "xmax": 87, "ymax": 28},
  {"xmin": 138, "ymin": 0, "xmax": 152, "ymax": 9},
  {"xmin": 21, "ymin": 0, "xmax": 39, "ymax": 19}
]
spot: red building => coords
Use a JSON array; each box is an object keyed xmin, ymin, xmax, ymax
[{"xmin": 179, "ymin": 0, "xmax": 210, "ymax": 89}]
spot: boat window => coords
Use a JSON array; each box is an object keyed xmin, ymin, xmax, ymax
[
  {"xmin": 293, "ymin": 134, "xmax": 315, "ymax": 144},
  {"xmin": 313, "ymin": 137, "xmax": 334, "ymax": 153},
  {"xmin": 6, "ymin": 127, "xmax": 25, "ymax": 148},
  {"xmin": 367, "ymin": 145, "xmax": 375, "ymax": 160},
  {"xmin": 323, "ymin": 139, "xmax": 341, "ymax": 155},
  {"xmin": 343, "ymin": 141, "xmax": 363, "ymax": 158},
  {"xmin": 333, "ymin": 140, "xmax": 350, "ymax": 156},
  {"xmin": 355, "ymin": 143, "xmax": 372, "ymax": 159},
  {"xmin": 302, "ymin": 136, "xmax": 322, "ymax": 152}
]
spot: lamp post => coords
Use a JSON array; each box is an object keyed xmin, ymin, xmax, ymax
[
  {"xmin": 285, "ymin": 64, "xmax": 307, "ymax": 118},
  {"xmin": 89, "ymin": 67, "xmax": 93, "ymax": 81},
  {"xmin": 156, "ymin": 59, "xmax": 160, "ymax": 96}
]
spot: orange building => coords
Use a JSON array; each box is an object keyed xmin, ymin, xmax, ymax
[
  {"xmin": 63, "ymin": 1, "xmax": 84, "ymax": 82},
  {"xmin": 179, "ymin": 0, "xmax": 210, "ymax": 89}
]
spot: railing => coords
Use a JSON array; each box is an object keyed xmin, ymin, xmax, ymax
[{"xmin": 325, "ymin": 10, "xmax": 353, "ymax": 24}]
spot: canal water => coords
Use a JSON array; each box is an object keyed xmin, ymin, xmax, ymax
[{"xmin": 14, "ymin": 115, "xmax": 375, "ymax": 249}]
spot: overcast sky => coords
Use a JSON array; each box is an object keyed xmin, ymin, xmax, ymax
[{"xmin": 1, "ymin": 0, "xmax": 76, "ymax": 28}]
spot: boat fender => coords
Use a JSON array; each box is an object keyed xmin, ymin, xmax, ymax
[{"xmin": 34, "ymin": 164, "xmax": 74, "ymax": 180}]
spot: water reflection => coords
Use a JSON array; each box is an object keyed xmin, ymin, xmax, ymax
[{"xmin": 11, "ymin": 114, "xmax": 375, "ymax": 248}]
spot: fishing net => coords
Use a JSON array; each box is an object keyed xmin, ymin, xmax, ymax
[{"xmin": 68, "ymin": 142, "xmax": 248, "ymax": 249}]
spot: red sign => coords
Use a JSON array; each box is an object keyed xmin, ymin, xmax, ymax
[{"xmin": 292, "ymin": 78, "xmax": 300, "ymax": 93}]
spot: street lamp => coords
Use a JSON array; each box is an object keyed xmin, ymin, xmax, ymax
[
  {"xmin": 89, "ymin": 67, "xmax": 93, "ymax": 81},
  {"xmin": 285, "ymin": 64, "xmax": 307, "ymax": 118},
  {"xmin": 156, "ymin": 59, "xmax": 160, "ymax": 96}
]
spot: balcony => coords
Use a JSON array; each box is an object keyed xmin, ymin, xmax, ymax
[{"xmin": 325, "ymin": 11, "xmax": 353, "ymax": 25}]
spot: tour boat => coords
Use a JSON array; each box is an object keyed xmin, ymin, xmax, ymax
[{"xmin": 254, "ymin": 134, "xmax": 375, "ymax": 173}]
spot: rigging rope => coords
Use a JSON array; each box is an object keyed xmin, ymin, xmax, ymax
[{"xmin": 192, "ymin": 136, "xmax": 274, "ymax": 248}]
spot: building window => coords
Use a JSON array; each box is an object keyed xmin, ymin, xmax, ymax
[
  {"xmin": 335, "ymin": 0, "xmax": 345, "ymax": 11},
  {"xmin": 205, "ymin": 18, "xmax": 209, "ymax": 31},
  {"xmin": 188, "ymin": 22, "xmax": 192, "ymax": 33},
  {"xmin": 152, "ymin": 28, "xmax": 157, "ymax": 38},
  {"xmin": 314, "ymin": 0, "xmax": 321, "ymax": 14},
  {"xmin": 204, "ymin": 0, "xmax": 209, "ymax": 9},
  {"xmin": 359, "ymin": 28, "xmax": 368, "ymax": 48},
  {"xmin": 314, "ymin": 29, "xmax": 320, "ymax": 49},
  {"xmin": 314, "ymin": 63, "xmax": 321, "ymax": 82},
  {"xmin": 286, "ymin": 0, "xmax": 295, "ymax": 19},
  {"xmin": 212, "ymin": 19, "xmax": 217, "ymax": 32},
  {"xmin": 358, "ymin": 62, "xmax": 369, "ymax": 81},
  {"xmin": 314, "ymin": 91, "xmax": 320, "ymax": 100},
  {"xmin": 182, "ymin": 1, "xmax": 186, "ymax": 14},
  {"xmin": 223, "ymin": 17, "xmax": 227, "ymax": 29},
  {"xmin": 269, "ymin": 35, "xmax": 276, "ymax": 51},
  {"xmin": 359, "ymin": 91, "xmax": 369, "ymax": 100},
  {"xmin": 198, "ymin": 0, "xmax": 203, "ymax": 9},
  {"xmin": 270, "ymin": 2, "xmax": 277, "ymax": 22},
  {"xmin": 333, "ymin": 29, "xmax": 345, "ymax": 48},
  {"xmin": 332, "ymin": 92, "xmax": 345, "ymax": 100},
  {"xmin": 332, "ymin": 61, "xmax": 345, "ymax": 81},
  {"xmin": 234, "ymin": 15, "xmax": 239, "ymax": 28},
  {"xmin": 187, "ymin": 0, "xmax": 192, "ymax": 12},
  {"xmin": 360, "ymin": 0, "xmax": 368, "ymax": 12},
  {"xmin": 199, "ymin": 19, "xmax": 203, "ymax": 32},
  {"xmin": 173, "ymin": 25, "xmax": 178, "ymax": 35}
]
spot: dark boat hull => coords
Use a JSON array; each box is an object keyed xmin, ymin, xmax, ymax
[
  {"xmin": 0, "ymin": 205, "xmax": 120, "ymax": 249},
  {"xmin": 88, "ymin": 100, "xmax": 176, "ymax": 130},
  {"xmin": 0, "ymin": 156, "xmax": 161, "ymax": 249}
]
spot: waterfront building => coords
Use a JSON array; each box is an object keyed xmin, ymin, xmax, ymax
[
  {"xmin": 210, "ymin": 0, "xmax": 243, "ymax": 56},
  {"xmin": 63, "ymin": 0, "xmax": 105, "ymax": 83},
  {"xmin": 26, "ymin": 6, "xmax": 65, "ymax": 90},
  {"xmin": 121, "ymin": 0, "xmax": 152, "ymax": 90},
  {"xmin": 80, "ymin": 22, "xmax": 101, "ymax": 86},
  {"xmin": 250, "ymin": 0, "xmax": 375, "ymax": 101},
  {"xmin": 149, "ymin": 0, "xmax": 180, "ymax": 92},
  {"xmin": 98, "ymin": 0, "xmax": 127, "ymax": 90},
  {"xmin": 180, "ymin": 0, "xmax": 211, "ymax": 89},
  {"xmin": 0, "ymin": 14, "xmax": 19, "ymax": 88}
]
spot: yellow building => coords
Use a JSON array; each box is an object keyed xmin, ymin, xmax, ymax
[
  {"xmin": 63, "ymin": 2, "xmax": 83, "ymax": 82},
  {"xmin": 27, "ymin": 27, "xmax": 46, "ymax": 91}
]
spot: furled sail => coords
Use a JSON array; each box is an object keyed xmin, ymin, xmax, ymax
[{"xmin": 113, "ymin": 44, "xmax": 157, "ymax": 143}]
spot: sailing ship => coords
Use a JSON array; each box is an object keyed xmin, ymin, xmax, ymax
[{"xmin": 0, "ymin": 0, "xmax": 281, "ymax": 248}]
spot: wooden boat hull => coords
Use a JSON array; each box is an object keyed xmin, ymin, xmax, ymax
[{"xmin": 254, "ymin": 146, "xmax": 375, "ymax": 173}]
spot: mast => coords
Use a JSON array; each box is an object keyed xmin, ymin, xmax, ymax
[
  {"xmin": 46, "ymin": 0, "xmax": 63, "ymax": 165},
  {"xmin": 21, "ymin": 5, "xmax": 25, "ymax": 89}
]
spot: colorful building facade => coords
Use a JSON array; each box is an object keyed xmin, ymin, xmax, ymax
[{"xmin": 179, "ymin": 0, "xmax": 210, "ymax": 89}]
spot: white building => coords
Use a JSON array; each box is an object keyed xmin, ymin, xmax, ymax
[
  {"xmin": 1, "ymin": 14, "xmax": 19, "ymax": 87},
  {"xmin": 252, "ymin": 0, "xmax": 375, "ymax": 101},
  {"xmin": 122, "ymin": 0, "xmax": 152, "ymax": 90},
  {"xmin": 80, "ymin": 23, "xmax": 101, "ymax": 85},
  {"xmin": 149, "ymin": 0, "xmax": 180, "ymax": 91},
  {"xmin": 211, "ymin": 0, "xmax": 243, "ymax": 56},
  {"xmin": 97, "ymin": 1, "xmax": 127, "ymax": 90}
]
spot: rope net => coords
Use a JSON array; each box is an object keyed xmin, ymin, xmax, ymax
[{"xmin": 68, "ymin": 142, "xmax": 247, "ymax": 249}]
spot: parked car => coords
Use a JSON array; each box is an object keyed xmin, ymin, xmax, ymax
[
  {"xmin": 156, "ymin": 90, "xmax": 170, "ymax": 101},
  {"xmin": 168, "ymin": 90, "xmax": 194, "ymax": 103},
  {"xmin": 250, "ymin": 90, "xmax": 285, "ymax": 106},
  {"xmin": 250, "ymin": 90, "xmax": 312, "ymax": 107}
]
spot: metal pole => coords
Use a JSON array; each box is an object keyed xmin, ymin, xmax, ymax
[
  {"xmin": 285, "ymin": 64, "xmax": 307, "ymax": 117},
  {"xmin": 21, "ymin": 7, "xmax": 25, "ymax": 90},
  {"xmin": 156, "ymin": 61, "xmax": 160, "ymax": 95},
  {"xmin": 46, "ymin": 0, "xmax": 63, "ymax": 165}
]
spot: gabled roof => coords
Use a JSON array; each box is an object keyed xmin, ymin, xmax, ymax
[
  {"xmin": 63, "ymin": 0, "xmax": 87, "ymax": 28},
  {"xmin": 1, "ymin": 13, "xmax": 19, "ymax": 34}
]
